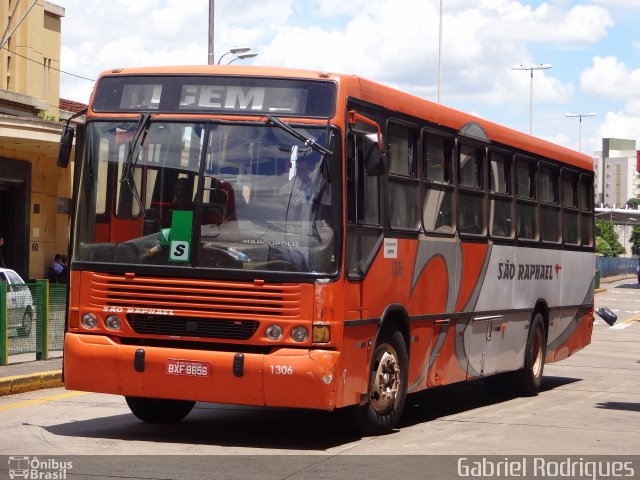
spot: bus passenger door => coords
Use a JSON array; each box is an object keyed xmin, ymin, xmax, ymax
[{"xmin": 342, "ymin": 128, "xmax": 383, "ymax": 403}]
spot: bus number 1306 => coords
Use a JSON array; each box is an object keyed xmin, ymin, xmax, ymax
[{"xmin": 270, "ymin": 365, "xmax": 293, "ymax": 375}]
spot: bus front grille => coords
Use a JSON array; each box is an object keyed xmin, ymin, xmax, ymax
[
  {"xmin": 87, "ymin": 272, "xmax": 305, "ymax": 319},
  {"xmin": 127, "ymin": 314, "xmax": 260, "ymax": 340}
]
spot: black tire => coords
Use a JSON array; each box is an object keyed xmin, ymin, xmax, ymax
[
  {"xmin": 511, "ymin": 313, "xmax": 546, "ymax": 396},
  {"xmin": 125, "ymin": 396, "xmax": 195, "ymax": 423},
  {"xmin": 355, "ymin": 330, "xmax": 408, "ymax": 435},
  {"xmin": 17, "ymin": 309, "xmax": 32, "ymax": 338}
]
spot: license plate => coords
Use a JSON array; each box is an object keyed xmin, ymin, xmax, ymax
[{"xmin": 166, "ymin": 359, "xmax": 211, "ymax": 377}]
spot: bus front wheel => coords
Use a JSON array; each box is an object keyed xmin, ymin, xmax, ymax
[
  {"xmin": 125, "ymin": 396, "xmax": 195, "ymax": 423},
  {"xmin": 355, "ymin": 330, "xmax": 408, "ymax": 435},
  {"xmin": 512, "ymin": 313, "xmax": 546, "ymax": 396}
]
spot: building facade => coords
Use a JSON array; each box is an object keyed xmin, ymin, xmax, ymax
[
  {"xmin": 0, "ymin": 0, "xmax": 81, "ymax": 280},
  {"xmin": 594, "ymin": 138, "xmax": 640, "ymax": 208}
]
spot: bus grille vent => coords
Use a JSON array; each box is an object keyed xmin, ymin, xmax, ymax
[
  {"xmin": 127, "ymin": 315, "xmax": 260, "ymax": 340},
  {"xmin": 88, "ymin": 272, "xmax": 304, "ymax": 319}
]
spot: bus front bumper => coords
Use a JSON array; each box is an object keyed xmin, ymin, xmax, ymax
[{"xmin": 63, "ymin": 333, "xmax": 340, "ymax": 410}]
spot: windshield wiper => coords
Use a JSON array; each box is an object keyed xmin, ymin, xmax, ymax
[
  {"xmin": 265, "ymin": 115, "xmax": 333, "ymax": 156},
  {"xmin": 119, "ymin": 113, "xmax": 151, "ymax": 215}
]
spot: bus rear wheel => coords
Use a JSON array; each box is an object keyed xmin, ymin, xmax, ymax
[
  {"xmin": 511, "ymin": 313, "xmax": 546, "ymax": 396},
  {"xmin": 355, "ymin": 330, "xmax": 408, "ymax": 436},
  {"xmin": 125, "ymin": 396, "xmax": 195, "ymax": 423}
]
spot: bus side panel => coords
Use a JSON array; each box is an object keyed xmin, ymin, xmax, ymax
[
  {"xmin": 546, "ymin": 308, "xmax": 593, "ymax": 363},
  {"xmin": 475, "ymin": 246, "xmax": 594, "ymax": 372},
  {"xmin": 426, "ymin": 319, "xmax": 467, "ymax": 387},
  {"xmin": 455, "ymin": 242, "xmax": 490, "ymax": 312},
  {"xmin": 406, "ymin": 320, "xmax": 435, "ymax": 393},
  {"xmin": 335, "ymin": 322, "xmax": 376, "ymax": 408}
]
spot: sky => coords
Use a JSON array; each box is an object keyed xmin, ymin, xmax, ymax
[{"xmin": 52, "ymin": 0, "xmax": 640, "ymax": 157}]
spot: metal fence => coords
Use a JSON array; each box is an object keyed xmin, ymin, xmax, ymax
[
  {"xmin": 596, "ymin": 256, "xmax": 638, "ymax": 278},
  {"xmin": 0, "ymin": 280, "xmax": 67, "ymax": 365}
]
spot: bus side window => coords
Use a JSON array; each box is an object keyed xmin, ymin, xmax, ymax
[
  {"xmin": 387, "ymin": 122, "xmax": 419, "ymax": 230},
  {"xmin": 346, "ymin": 131, "xmax": 382, "ymax": 278},
  {"xmin": 347, "ymin": 133, "xmax": 379, "ymax": 226},
  {"xmin": 457, "ymin": 143, "xmax": 486, "ymax": 236},
  {"xmin": 538, "ymin": 163, "xmax": 561, "ymax": 244},
  {"xmin": 489, "ymin": 150, "xmax": 513, "ymax": 238},
  {"xmin": 515, "ymin": 156, "xmax": 537, "ymax": 240},
  {"xmin": 580, "ymin": 175, "xmax": 594, "ymax": 247},
  {"xmin": 423, "ymin": 132, "xmax": 454, "ymax": 234},
  {"xmin": 562, "ymin": 170, "xmax": 580, "ymax": 245}
]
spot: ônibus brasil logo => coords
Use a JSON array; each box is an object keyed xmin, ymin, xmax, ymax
[{"xmin": 8, "ymin": 456, "xmax": 72, "ymax": 480}]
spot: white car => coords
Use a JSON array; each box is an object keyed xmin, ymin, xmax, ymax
[{"xmin": 0, "ymin": 268, "xmax": 35, "ymax": 337}]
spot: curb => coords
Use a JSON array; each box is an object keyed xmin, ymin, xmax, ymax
[{"xmin": 0, "ymin": 370, "xmax": 63, "ymax": 396}]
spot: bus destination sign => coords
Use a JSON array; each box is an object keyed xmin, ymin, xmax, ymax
[{"xmin": 92, "ymin": 75, "xmax": 336, "ymax": 117}]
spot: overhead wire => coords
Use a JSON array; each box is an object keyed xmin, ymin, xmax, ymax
[{"xmin": 1, "ymin": 44, "xmax": 95, "ymax": 81}]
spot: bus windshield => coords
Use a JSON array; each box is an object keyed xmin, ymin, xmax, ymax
[{"xmin": 73, "ymin": 120, "xmax": 338, "ymax": 274}]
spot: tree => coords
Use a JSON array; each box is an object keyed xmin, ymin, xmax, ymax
[
  {"xmin": 595, "ymin": 219, "xmax": 625, "ymax": 257},
  {"xmin": 626, "ymin": 198, "xmax": 640, "ymax": 209},
  {"xmin": 596, "ymin": 237, "xmax": 612, "ymax": 257},
  {"xmin": 630, "ymin": 225, "xmax": 640, "ymax": 257}
]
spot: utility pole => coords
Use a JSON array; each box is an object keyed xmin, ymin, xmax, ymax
[
  {"xmin": 207, "ymin": 0, "xmax": 215, "ymax": 65},
  {"xmin": 437, "ymin": 0, "xmax": 443, "ymax": 103}
]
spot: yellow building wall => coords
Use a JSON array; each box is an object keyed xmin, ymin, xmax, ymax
[
  {"xmin": 0, "ymin": 124, "xmax": 71, "ymax": 280},
  {"xmin": 0, "ymin": 2, "xmax": 68, "ymax": 279},
  {"xmin": 1, "ymin": 2, "xmax": 63, "ymax": 117},
  {"xmin": 29, "ymin": 150, "xmax": 71, "ymax": 279}
]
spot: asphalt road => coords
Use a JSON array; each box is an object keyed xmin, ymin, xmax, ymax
[{"xmin": 0, "ymin": 279, "xmax": 638, "ymax": 479}]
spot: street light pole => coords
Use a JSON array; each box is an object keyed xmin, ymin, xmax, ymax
[
  {"xmin": 565, "ymin": 112, "xmax": 596, "ymax": 153},
  {"xmin": 208, "ymin": 0, "xmax": 215, "ymax": 65},
  {"xmin": 512, "ymin": 63, "xmax": 552, "ymax": 135},
  {"xmin": 437, "ymin": 0, "xmax": 443, "ymax": 103},
  {"xmin": 624, "ymin": 218, "xmax": 635, "ymax": 257}
]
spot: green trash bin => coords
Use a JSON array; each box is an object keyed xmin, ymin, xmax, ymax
[{"xmin": 595, "ymin": 270, "xmax": 600, "ymax": 289}]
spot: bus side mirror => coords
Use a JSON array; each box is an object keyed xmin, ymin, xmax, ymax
[
  {"xmin": 57, "ymin": 126, "xmax": 75, "ymax": 168},
  {"xmin": 363, "ymin": 133, "xmax": 385, "ymax": 176}
]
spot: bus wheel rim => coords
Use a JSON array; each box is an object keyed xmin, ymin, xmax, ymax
[
  {"xmin": 532, "ymin": 326, "xmax": 543, "ymax": 377},
  {"xmin": 371, "ymin": 349, "xmax": 400, "ymax": 413}
]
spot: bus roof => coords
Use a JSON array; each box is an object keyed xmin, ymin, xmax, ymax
[{"xmin": 94, "ymin": 65, "xmax": 594, "ymax": 172}]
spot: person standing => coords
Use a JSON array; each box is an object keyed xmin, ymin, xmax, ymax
[{"xmin": 0, "ymin": 236, "xmax": 6, "ymax": 268}]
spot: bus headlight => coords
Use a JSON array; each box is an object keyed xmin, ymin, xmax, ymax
[
  {"xmin": 81, "ymin": 313, "xmax": 98, "ymax": 329},
  {"xmin": 291, "ymin": 326, "xmax": 309, "ymax": 342},
  {"xmin": 312, "ymin": 324, "xmax": 330, "ymax": 343},
  {"xmin": 104, "ymin": 315, "xmax": 122, "ymax": 331},
  {"xmin": 265, "ymin": 324, "xmax": 283, "ymax": 341}
]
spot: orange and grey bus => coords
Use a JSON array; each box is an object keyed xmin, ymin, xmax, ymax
[{"xmin": 59, "ymin": 66, "xmax": 595, "ymax": 434}]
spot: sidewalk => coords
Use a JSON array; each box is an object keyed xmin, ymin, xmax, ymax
[{"xmin": 0, "ymin": 354, "xmax": 63, "ymax": 396}]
